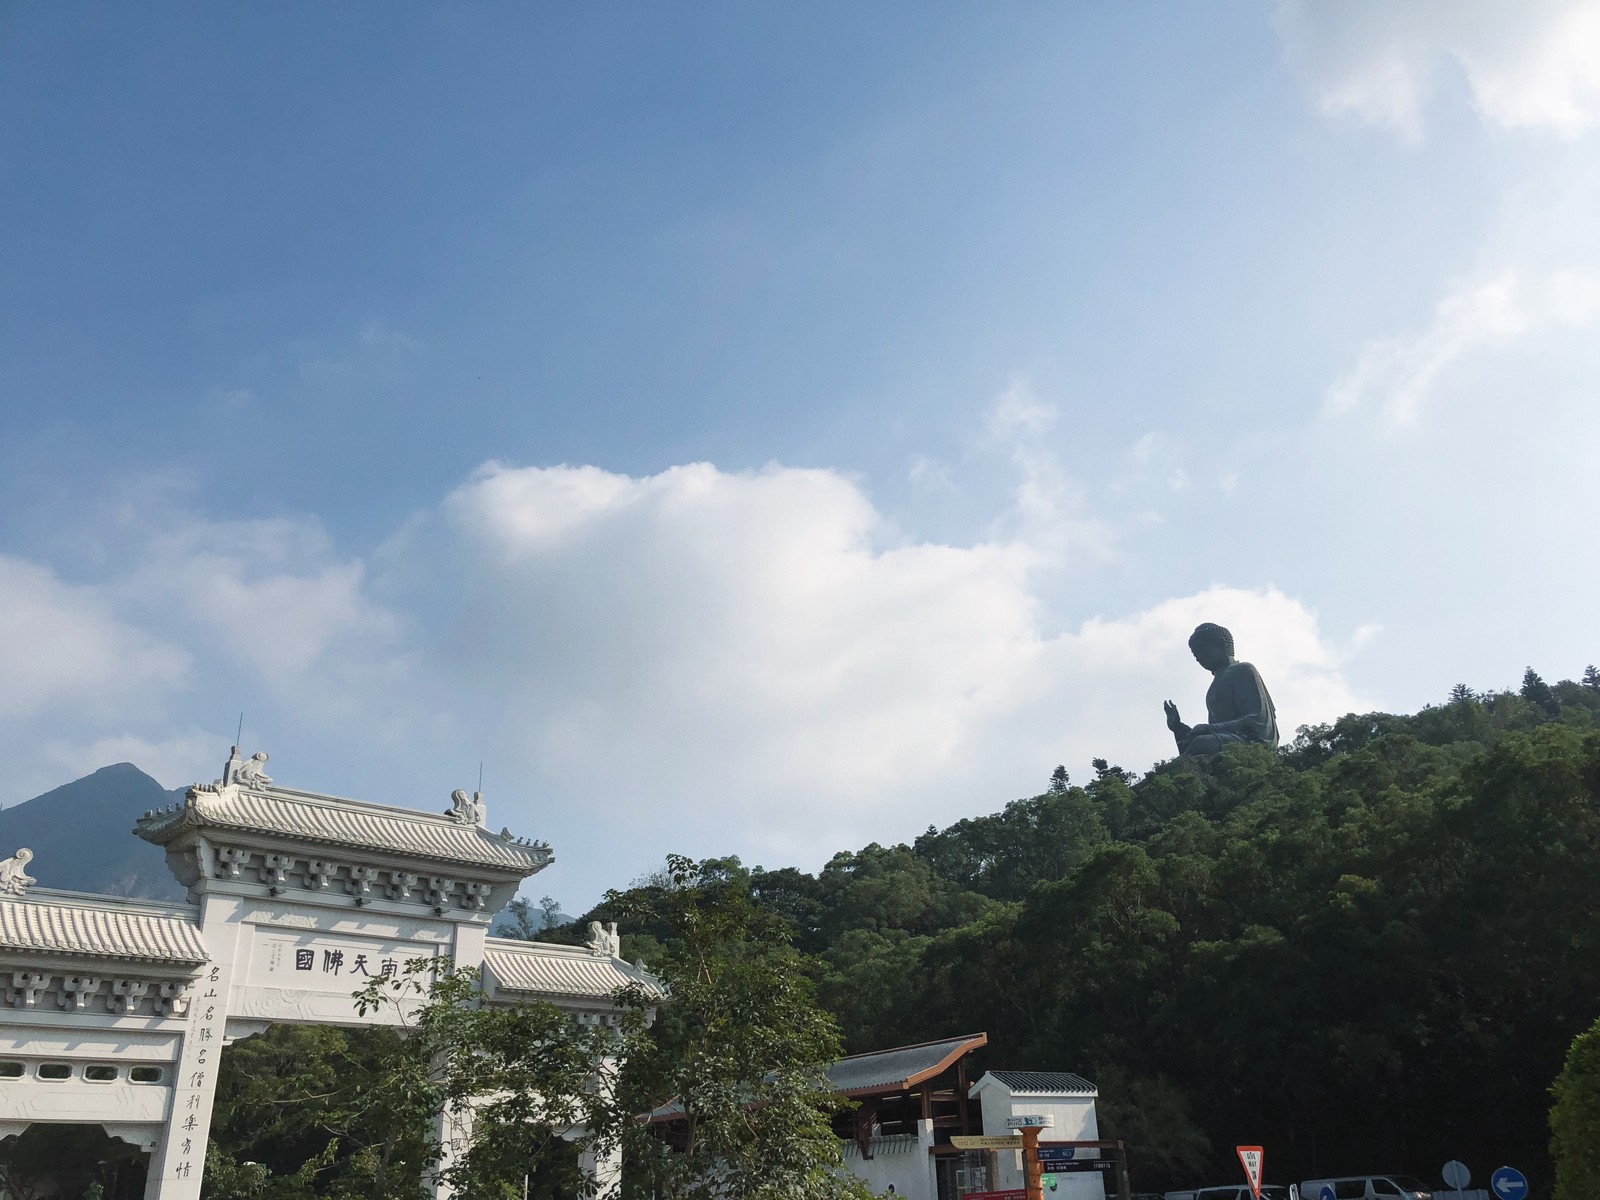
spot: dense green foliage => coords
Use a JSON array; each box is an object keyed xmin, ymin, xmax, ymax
[
  {"xmin": 608, "ymin": 854, "xmax": 874, "ymax": 1200},
  {"xmin": 0, "ymin": 1124, "xmax": 145, "ymax": 1199},
  {"xmin": 575, "ymin": 669, "xmax": 1600, "ymax": 1192},
  {"xmin": 1551, "ymin": 1016, "xmax": 1600, "ymax": 1200},
  {"xmin": 200, "ymin": 969, "xmax": 622, "ymax": 1199}
]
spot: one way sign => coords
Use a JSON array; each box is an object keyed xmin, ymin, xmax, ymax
[{"xmin": 1235, "ymin": 1146, "xmax": 1264, "ymax": 1199}]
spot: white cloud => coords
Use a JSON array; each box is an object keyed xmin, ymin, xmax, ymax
[
  {"xmin": 42, "ymin": 729, "xmax": 219, "ymax": 793},
  {"xmin": 986, "ymin": 376, "xmax": 1056, "ymax": 440},
  {"xmin": 396, "ymin": 462, "xmax": 1364, "ymax": 866},
  {"xmin": 1327, "ymin": 269, "xmax": 1600, "ymax": 424},
  {"xmin": 117, "ymin": 514, "xmax": 405, "ymax": 694},
  {"xmin": 1276, "ymin": 0, "xmax": 1600, "ymax": 139},
  {"xmin": 907, "ymin": 454, "xmax": 954, "ymax": 490},
  {"xmin": 0, "ymin": 556, "xmax": 189, "ymax": 720},
  {"xmin": 0, "ymin": 455, "xmax": 1371, "ymax": 891},
  {"xmin": 982, "ymin": 381, "xmax": 1114, "ymax": 561}
]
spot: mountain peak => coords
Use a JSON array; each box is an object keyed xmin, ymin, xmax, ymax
[{"xmin": 0, "ymin": 763, "xmax": 189, "ymax": 900}]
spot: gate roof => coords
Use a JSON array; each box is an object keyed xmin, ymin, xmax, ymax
[
  {"xmin": 0, "ymin": 889, "xmax": 207, "ymax": 967},
  {"xmin": 136, "ymin": 781, "xmax": 553, "ymax": 875}
]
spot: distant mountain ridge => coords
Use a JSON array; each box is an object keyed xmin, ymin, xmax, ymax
[{"xmin": 0, "ymin": 763, "xmax": 188, "ymax": 901}]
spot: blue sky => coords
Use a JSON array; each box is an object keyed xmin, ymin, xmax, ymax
[{"xmin": 4, "ymin": 2, "xmax": 1599, "ymax": 909}]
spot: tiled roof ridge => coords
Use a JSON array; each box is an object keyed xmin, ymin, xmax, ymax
[
  {"xmin": 482, "ymin": 941, "xmax": 667, "ymax": 1002},
  {"xmin": 133, "ymin": 781, "xmax": 554, "ymax": 873},
  {"xmin": 0, "ymin": 893, "xmax": 209, "ymax": 965},
  {"xmin": 834, "ymin": 1031, "xmax": 988, "ymax": 1062},
  {"xmin": 983, "ymin": 1069, "xmax": 1097, "ymax": 1092},
  {"xmin": 14, "ymin": 888, "xmax": 199, "ymax": 918},
  {"xmin": 221, "ymin": 783, "xmax": 510, "ymax": 826},
  {"xmin": 485, "ymin": 935, "xmax": 610, "ymax": 957}
]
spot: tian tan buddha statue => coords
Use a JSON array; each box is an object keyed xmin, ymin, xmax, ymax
[{"xmin": 1162, "ymin": 622, "xmax": 1278, "ymax": 756}]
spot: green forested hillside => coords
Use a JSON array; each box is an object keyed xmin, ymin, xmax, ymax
[{"xmin": 568, "ymin": 668, "xmax": 1600, "ymax": 1191}]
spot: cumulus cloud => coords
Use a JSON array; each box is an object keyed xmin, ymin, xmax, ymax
[
  {"xmin": 42, "ymin": 729, "xmax": 219, "ymax": 793},
  {"xmin": 1327, "ymin": 269, "xmax": 1600, "ymax": 424},
  {"xmin": 115, "ymin": 513, "xmax": 406, "ymax": 700},
  {"xmin": 389, "ymin": 462, "xmax": 1364, "ymax": 865},
  {"xmin": 0, "ymin": 556, "xmax": 189, "ymax": 720},
  {"xmin": 0, "ymin": 455, "xmax": 1370, "ymax": 888},
  {"xmin": 1275, "ymin": 0, "xmax": 1600, "ymax": 139}
]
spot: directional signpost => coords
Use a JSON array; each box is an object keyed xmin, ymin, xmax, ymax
[
  {"xmin": 952, "ymin": 1135, "xmax": 1027, "ymax": 1150},
  {"xmin": 1007, "ymin": 1115, "xmax": 1054, "ymax": 1200},
  {"xmin": 1236, "ymin": 1146, "xmax": 1264, "ymax": 1200},
  {"xmin": 1442, "ymin": 1160, "xmax": 1470, "ymax": 1196},
  {"xmin": 1489, "ymin": 1166, "xmax": 1528, "ymax": 1200}
]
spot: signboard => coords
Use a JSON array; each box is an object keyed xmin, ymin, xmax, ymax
[
  {"xmin": 1489, "ymin": 1166, "xmax": 1528, "ymax": 1200},
  {"xmin": 1037, "ymin": 1148, "xmax": 1077, "ymax": 1163},
  {"xmin": 1007, "ymin": 1114, "xmax": 1055, "ymax": 1128},
  {"xmin": 950, "ymin": 1135, "xmax": 1024, "ymax": 1150},
  {"xmin": 961, "ymin": 1192, "xmax": 1025, "ymax": 1200},
  {"xmin": 1236, "ymin": 1145, "xmax": 1264, "ymax": 1200},
  {"xmin": 1442, "ymin": 1161, "xmax": 1470, "ymax": 1190},
  {"xmin": 1042, "ymin": 1159, "xmax": 1115, "ymax": 1174},
  {"xmin": 251, "ymin": 932, "xmax": 438, "ymax": 994}
]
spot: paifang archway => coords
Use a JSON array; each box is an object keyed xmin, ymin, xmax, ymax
[{"xmin": 0, "ymin": 749, "xmax": 658, "ymax": 1200}]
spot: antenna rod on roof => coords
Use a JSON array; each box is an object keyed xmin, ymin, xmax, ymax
[
  {"xmin": 236, "ymin": 712, "xmax": 245, "ymax": 748},
  {"xmin": 478, "ymin": 761, "xmax": 484, "ymax": 795}
]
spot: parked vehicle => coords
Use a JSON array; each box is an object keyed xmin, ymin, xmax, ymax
[
  {"xmin": 1299, "ymin": 1176, "xmax": 1432, "ymax": 1200},
  {"xmin": 1196, "ymin": 1186, "xmax": 1295, "ymax": 1200}
]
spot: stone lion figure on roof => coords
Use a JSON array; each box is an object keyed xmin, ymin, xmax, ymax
[{"xmin": 0, "ymin": 848, "xmax": 36, "ymax": 895}]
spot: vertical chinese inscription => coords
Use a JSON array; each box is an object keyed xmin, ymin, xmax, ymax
[{"xmin": 168, "ymin": 963, "xmax": 225, "ymax": 1183}]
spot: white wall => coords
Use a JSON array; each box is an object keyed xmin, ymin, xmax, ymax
[
  {"xmin": 840, "ymin": 1126, "xmax": 937, "ymax": 1200},
  {"xmin": 974, "ymin": 1092, "xmax": 1105, "ymax": 1200}
]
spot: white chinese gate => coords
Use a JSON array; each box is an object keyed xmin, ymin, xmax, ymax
[{"xmin": 0, "ymin": 748, "xmax": 658, "ymax": 1199}]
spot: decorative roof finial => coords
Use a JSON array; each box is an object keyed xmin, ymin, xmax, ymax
[
  {"xmin": 232, "ymin": 751, "xmax": 272, "ymax": 787},
  {"xmin": 0, "ymin": 848, "xmax": 37, "ymax": 896},
  {"xmin": 586, "ymin": 920, "xmax": 621, "ymax": 958},
  {"xmin": 446, "ymin": 788, "xmax": 488, "ymax": 827}
]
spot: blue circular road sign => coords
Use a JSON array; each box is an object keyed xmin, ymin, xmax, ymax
[{"xmin": 1490, "ymin": 1166, "xmax": 1528, "ymax": 1200}]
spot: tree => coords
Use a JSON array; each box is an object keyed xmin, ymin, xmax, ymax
[
  {"xmin": 1552, "ymin": 1017, "xmax": 1600, "ymax": 1199},
  {"xmin": 1049, "ymin": 765, "xmax": 1070, "ymax": 794},
  {"xmin": 1522, "ymin": 667, "xmax": 1560, "ymax": 716},
  {"xmin": 206, "ymin": 1024, "xmax": 428, "ymax": 1199},
  {"xmin": 1583, "ymin": 665, "xmax": 1600, "ymax": 692},
  {"xmin": 0, "ymin": 1125, "xmax": 144, "ymax": 1200},
  {"xmin": 610, "ymin": 854, "xmax": 874, "ymax": 1200},
  {"xmin": 1449, "ymin": 682, "xmax": 1475, "ymax": 704},
  {"xmin": 352, "ymin": 961, "xmax": 635, "ymax": 1200}
]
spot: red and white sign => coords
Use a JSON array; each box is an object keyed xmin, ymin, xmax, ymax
[
  {"xmin": 1235, "ymin": 1145, "xmax": 1264, "ymax": 1199},
  {"xmin": 962, "ymin": 1192, "xmax": 1026, "ymax": 1200}
]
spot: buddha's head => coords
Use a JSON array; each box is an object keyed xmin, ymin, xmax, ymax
[{"xmin": 1188, "ymin": 623, "xmax": 1235, "ymax": 673}]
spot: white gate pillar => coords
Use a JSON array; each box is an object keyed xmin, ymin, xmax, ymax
[{"xmin": 143, "ymin": 894, "xmax": 245, "ymax": 1200}]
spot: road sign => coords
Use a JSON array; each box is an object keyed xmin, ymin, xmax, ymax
[
  {"xmin": 1442, "ymin": 1160, "xmax": 1471, "ymax": 1189},
  {"xmin": 1236, "ymin": 1145, "xmax": 1264, "ymax": 1200},
  {"xmin": 1007, "ymin": 1114, "xmax": 1055, "ymax": 1128},
  {"xmin": 1318, "ymin": 1188, "xmax": 1334, "ymax": 1200},
  {"xmin": 1036, "ymin": 1148, "xmax": 1077, "ymax": 1163},
  {"xmin": 1489, "ymin": 1166, "xmax": 1529, "ymax": 1200},
  {"xmin": 1042, "ymin": 1175, "xmax": 1056, "ymax": 1189},
  {"xmin": 950, "ymin": 1135, "xmax": 1023, "ymax": 1150},
  {"xmin": 961, "ymin": 1192, "xmax": 1026, "ymax": 1200}
]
